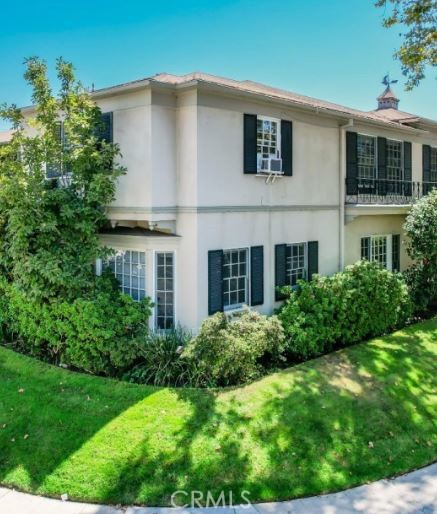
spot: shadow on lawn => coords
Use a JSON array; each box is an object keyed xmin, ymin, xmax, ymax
[
  {"xmin": 0, "ymin": 323, "xmax": 435, "ymax": 506},
  {"xmin": 0, "ymin": 351, "xmax": 156, "ymax": 493},
  {"xmin": 100, "ymin": 324, "xmax": 436, "ymax": 506}
]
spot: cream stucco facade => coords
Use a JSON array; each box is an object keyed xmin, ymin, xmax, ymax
[{"xmin": 3, "ymin": 72, "xmax": 437, "ymax": 331}]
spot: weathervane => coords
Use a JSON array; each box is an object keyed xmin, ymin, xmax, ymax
[{"xmin": 382, "ymin": 74, "xmax": 398, "ymax": 87}]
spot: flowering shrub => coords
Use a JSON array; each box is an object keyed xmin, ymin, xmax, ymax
[
  {"xmin": 278, "ymin": 261, "xmax": 412, "ymax": 361},
  {"xmin": 403, "ymin": 189, "xmax": 437, "ymax": 312},
  {"xmin": 184, "ymin": 310, "xmax": 285, "ymax": 386}
]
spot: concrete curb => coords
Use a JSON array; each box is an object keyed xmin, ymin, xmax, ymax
[{"xmin": 0, "ymin": 463, "xmax": 435, "ymax": 514}]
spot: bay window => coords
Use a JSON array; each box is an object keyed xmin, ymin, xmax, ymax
[
  {"xmin": 155, "ymin": 252, "xmax": 175, "ymax": 330},
  {"xmin": 104, "ymin": 250, "xmax": 147, "ymax": 301}
]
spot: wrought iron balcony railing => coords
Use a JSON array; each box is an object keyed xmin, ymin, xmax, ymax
[{"xmin": 345, "ymin": 178, "xmax": 436, "ymax": 205}]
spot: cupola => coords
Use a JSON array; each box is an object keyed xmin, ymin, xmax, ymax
[{"xmin": 377, "ymin": 75, "xmax": 399, "ymax": 110}]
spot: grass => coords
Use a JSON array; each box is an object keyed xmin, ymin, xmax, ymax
[{"xmin": 0, "ymin": 319, "xmax": 436, "ymax": 507}]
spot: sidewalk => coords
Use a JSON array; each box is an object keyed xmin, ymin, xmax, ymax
[{"xmin": 0, "ymin": 463, "xmax": 435, "ymax": 514}]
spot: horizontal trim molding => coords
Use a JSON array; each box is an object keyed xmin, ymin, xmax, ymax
[
  {"xmin": 345, "ymin": 205, "xmax": 410, "ymax": 217},
  {"xmin": 108, "ymin": 204, "xmax": 340, "ymax": 216}
]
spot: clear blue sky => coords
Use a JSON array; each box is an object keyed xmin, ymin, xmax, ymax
[{"xmin": 1, "ymin": 0, "xmax": 436, "ymax": 130}]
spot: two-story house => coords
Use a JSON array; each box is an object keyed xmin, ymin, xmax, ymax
[{"xmin": 3, "ymin": 73, "xmax": 437, "ymax": 331}]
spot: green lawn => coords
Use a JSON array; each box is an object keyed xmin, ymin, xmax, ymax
[{"xmin": 0, "ymin": 319, "xmax": 436, "ymax": 506}]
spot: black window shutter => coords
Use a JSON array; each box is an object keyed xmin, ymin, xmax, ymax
[
  {"xmin": 392, "ymin": 234, "xmax": 400, "ymax": 272},
  {"xmin": 275, "ymin": 244, "xmax": 287, "ymax": 301},
  {"xmin": 208, "ymin": 250, "xmax": 224, "ymax": 315},
  {"xmin": 346, "ymin": 131, "xmax": 358, "ymax": 194},
  {"xmin": 377, "ymin": 137, "xmax": 387, "ymax": 195},
  {"xmin": 361, "ymin": 237, "xmax": 370, "ymax": 260},
  {"xmin": 244, "ymin": 114, "xmax": 257, "ymax": 174},
  {"xmin": 281, "ymin": 120, "xmax": 293, "ymax": 176},
  {"xmin": 403, "ymin": 142, "xmax": 412, "ymax": 196},
  {"xmin": 307, "ymin": 241, "xmax": 319, "ymax": 280},
  {"xmin": 46, "ymin": 122, "xmax": 62, "ymax": 178},
  {"xmin": 99, "ymin": 112, "xmax": 113, "ymax": 143},
  {"xmin": 423, "ymin": 145, "xmax": 431, "ymax": 194},
  {"xmin": 377, "ymin": 137, "xmax": 387, "ymax": 179},
  {"xmin": 250, "ymin": 246, "xmax": 264, "ymax": 306}
]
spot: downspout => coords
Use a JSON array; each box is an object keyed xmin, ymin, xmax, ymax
[{"xmin": 339, "ymin": 119, "xmax": 354, "ymax": 270}]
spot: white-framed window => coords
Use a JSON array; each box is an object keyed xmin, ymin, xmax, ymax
[
  {"xmin": 286, "ymin": 242, "xmax": 307, "ymax": 287},
  {"xmin": 431, "ymin": 147, "xmax": 437, "ymax": 183},
  {"xmin": 386, "ymin": 139, "xmax": 403, "ymax": 183},
  {"xmin": 223, "ymin": 248, "xmax": 248, "ymax": 309},
  {"xmin": 361, "ymin": 235, "xmax": 393, "ymax": 270},
  {"xmin": 155, "ymin": 252, "xmax": 175, "ymax": 330},
  {"xmin": 104, "ymin": 250, "xmax": 147, "ymax": 301},
  {"xmin": 257, "ymin": 117, "xmax": 281, "ymax": 172},
  {"xmin": 357, "ymin": 134, "xmax": 377, "ymax": 180}
]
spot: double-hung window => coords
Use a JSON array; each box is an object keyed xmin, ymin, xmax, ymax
[
  {"xmin": 223, "ymin": 248, "xmax": 248, "ymax": 309},
  {"xmin": 386, "ymin": 139, "xmax": 403, "ymax": 193},
  {"xmin": 155, "ymin": 252, "xmax": 175, "ymax": 330},
  {"xmin": 357, "ymin": 134, "xmax": 377, "ymax": 182},
  {"xmin": 286, "ymin": 243, "xmax": 307, "ymax": 287},
  {"xmin": 257, "ymin": 117, "xmax": 281, "ymax": 173},
  {"xmin": 104, "ymin": 250, "xmax": 147, "ymax": 301}
]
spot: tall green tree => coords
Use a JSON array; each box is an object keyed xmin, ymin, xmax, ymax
[
  {"xmin": 375, "ymin": 0, "xmax": 436, "ymax": 89},
  {"xmin": 0, "ymin": 57, "xmax": 125, "ymax": 300}
]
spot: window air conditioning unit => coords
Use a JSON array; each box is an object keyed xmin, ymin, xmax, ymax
[{"xmin": 259, "ymin": 157, "xmax": 283, "ymax": 173}]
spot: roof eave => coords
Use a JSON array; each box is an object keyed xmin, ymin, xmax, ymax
[
  {"xmin": 182, "ymin": 79, "xmax": 427, "ymax": 134},
  {"xmin": 17, "ymin": 75, "xmax": 433, "ymax": 135}
]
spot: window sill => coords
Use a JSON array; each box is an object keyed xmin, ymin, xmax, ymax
[
  {"xmin": 255, "ymin": 171, "xmax": 284, "ymax": 176},
  {"xmin": 254, "ymin": 171, "xmax": 284, "ymax": 184},
  {"xmin": 224, "ymin": 304, "xmax": 249, "ymax": 317}
]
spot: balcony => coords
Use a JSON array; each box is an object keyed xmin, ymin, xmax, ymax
[{"xmin": 345, "ymin": 179, "xmax": 436, "ymax": 205}]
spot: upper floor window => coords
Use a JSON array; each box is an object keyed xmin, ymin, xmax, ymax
[
  {"xmin": 286, "ymin": 242, "xmax": 307, "ymax": 287},
  {"xmin": 387, "ymin": 139, "xmax": 403, "ymax": 182},
  {"xmin": 257, "ymin": 117, "xmax": 282, "ymax": 173},
  {"xmin": 223, "ymin": 248, "xmax": 248, "ymax": 310},
  {"xmin": 357, "ymin": 134, "xmax": 376, "ymax": 180},
  {"xmin": 46, "ymin": 122, "xmax": 68, "ymax": 179},
  {"xmin": 244, "ymin": 114, "xmax": 292, "ymax": 176}
]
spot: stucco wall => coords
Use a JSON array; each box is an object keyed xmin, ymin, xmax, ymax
[
  {"xmin": 196, "ymin": 93, "xmax": 340, "ymax": 208},
  {"xmin": 194, "ymin": 208, "xmax": 340, "ymax": 328},
  {"xmin": 344, "ymin": 214, "xmax": 411, "ymax": 270}
]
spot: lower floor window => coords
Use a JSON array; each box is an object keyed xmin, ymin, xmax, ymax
[
  {"xmin": 361, "ymin": 235, "xmax": 396, "ymax": 270},
  {"xmin": 105, "ymin": 250, "xmax": 146, "ymax": 301},
  {"xmin": 286, "ymin": 243, "xmax": 307, "ymax": 286},
  {"xmin": 223, "ymin": 248, "xmax": 248, "ymax": 309},
  {"xmin": 101, "ymin": 249, "xmax": 176, "ymax": 329},
  {"xmin": 155, "ymin": 252, "xmax": 175, "ymax": 330}
]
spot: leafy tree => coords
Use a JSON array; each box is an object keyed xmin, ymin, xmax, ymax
[
  {"xmin": 403, "ymin": 189, "xmax": 437, "ymax": 311},
  {"xmin": 375, "ymin": 0, "xmax": 436, "ymax": 89},
  {"xmin": 0, "ymin": 57, "xmax": 124, "ymax": 300},
  {"xmin": 0, "ymin": 58, "xmax": 152, "ymax": 374}
]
